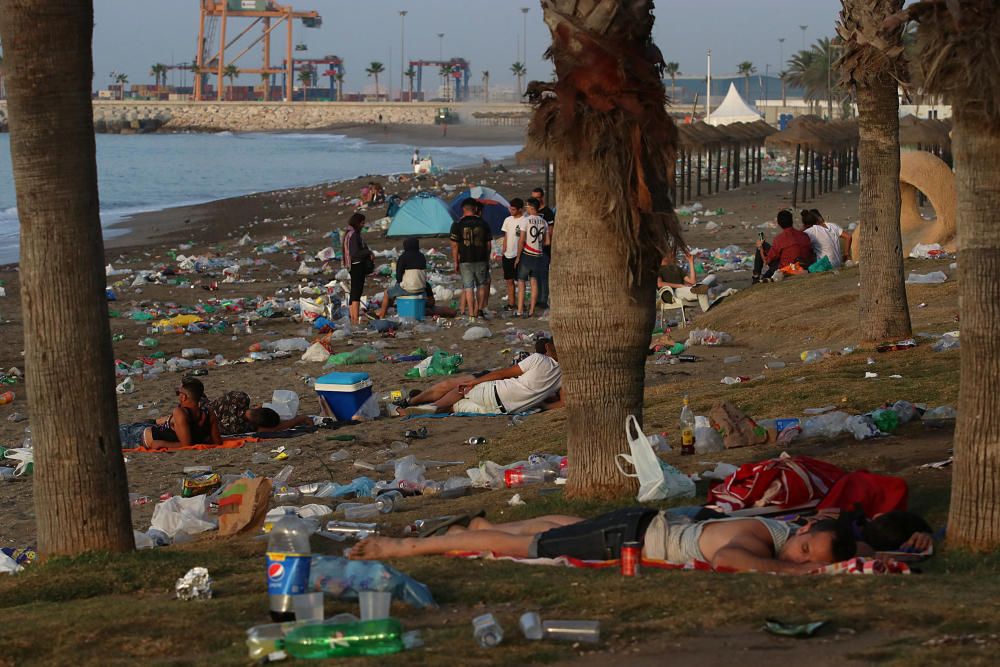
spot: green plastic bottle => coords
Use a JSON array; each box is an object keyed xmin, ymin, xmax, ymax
[{"xmin": 284, "ymin": 618, "xmax": 404, "ymax": 659}]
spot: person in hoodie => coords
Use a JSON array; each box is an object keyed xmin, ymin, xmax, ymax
[{"xmin": 377, "ymin": 237, "xmax": 428, "ymax": 319}]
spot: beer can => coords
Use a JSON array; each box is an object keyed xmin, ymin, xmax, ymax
[
  {"xmin": 621, "ymin": 542, "xmax": 641, "ymax": 577},
  {"xmin": 467, "ymin": 436, "xmax": 487, "ymax": 446}
]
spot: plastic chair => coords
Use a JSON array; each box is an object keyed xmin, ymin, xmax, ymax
[{"xmin": 657, "ymin": 286, "xmax": 688, "ymax": 328}]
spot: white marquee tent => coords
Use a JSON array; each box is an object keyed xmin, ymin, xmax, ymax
[{"xmin": 706, "ymin": 83, "xmax": 763, "ymax": 126}]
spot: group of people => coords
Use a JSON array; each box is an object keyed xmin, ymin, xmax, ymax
[
  {"xmin": 752, "ymin": 208, "xmax": 852, "ymax": 283},
  {"xmin": 341, "ymin": 186, "xmax": 557, "ymax": 325}
]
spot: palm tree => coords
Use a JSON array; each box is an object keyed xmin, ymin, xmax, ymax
[
  {"xmin": 529, "ymin": 0, "xmax": 685, "ymax": 498},
  {"xmin": 0, "ymin": 0, "xmax": 134, "ymax": 555},
  {"xmin": 895, "ymin": 0, "xmax": 1000, "ymax": 550},
  {"xmin": 260, "ymin": 72, "xmax": 270, "ymax": 101},
  {"xmin": 836, "ymin": 0, "xmax": 911, "ymax": 346},
  {"xmin": 297, "ymin": 68, "xmax": 312, "ymax": 101},
  {"xmin": 115, "ymin": 72, "xmax": 128, "ymax": 100},
  {"xmin": 404, "ymin": 66, "xmax": 416, "ymax": 102},
  {"xmin": 149, "ymin": 62, "xmax": 167, "ymax": 94},
  {"xmin": 189, "ymin": 62, "xmax": 204, "ymax": 100},
  {"xmin": 778, "ymin": 70, "xmax": 788, "ymax": 105},
  {"xmin": 481, "ymin": 69, "xmax": 490, "ymax": 103},
  {"xmin": 365, "ymin": 61, "xmax": 384, "ymax": 100},
  {"xmin": 510, "ymin": 61, "xmax": 527, "ymax": 97},
  {"xmin": 223, "ymin": 63, "xmax": 239, "ymax": 101},
  {"xmin": 335, "ymin": 71, "xmax": 345, "ymax": 101},
  {"xmin": 737, "ymin": 61, "xmax": 757, "ymax": 99},
  {"xmin": 785, "ymin": 38, "xmax": 845, "ymax": 114},
  {"xmin": 663, "ymin": 62, "xmax": 680, "ymax": 103},
  {"xmin": 437, "ymin": 64, "xmax": 451, "ymax": 101}
]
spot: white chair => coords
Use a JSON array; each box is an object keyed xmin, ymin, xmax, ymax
[{"xmin": 656, "ymin": 286, "xmax": 688, "ymax": 328}]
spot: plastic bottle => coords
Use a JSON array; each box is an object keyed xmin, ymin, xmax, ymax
[
  {"xmin": 472, "ymin": 613, "xmax": 504, "ymax": 648},
  {"xmin": 284, "ymin": 618, "xmax": 404, "ymax": 659},
  {"xmin": 181, "ymin": 348, "xmax": 210, "ymax": 359},
  {"xmin": 503, "ymin": 467, "xmax": 552, "ymax": 488},
  {"xmin": 266, "ymin": 515, "xmax": 313, "ymax": 622},
  {"xmin": 138, "ymin": 337, "xmax": 158, "ymax": 348},
  {"xmin": 0, "ymin": 391, "xmax": 13, "ymax": 406},
  {"xmin": 680, "ymin": 396, "xmax": 695, "ymax": 456}
]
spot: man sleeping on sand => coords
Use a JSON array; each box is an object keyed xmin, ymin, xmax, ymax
[{"xmin": 349, "ymin": 506, "xmax": 856, "ymax": 574}]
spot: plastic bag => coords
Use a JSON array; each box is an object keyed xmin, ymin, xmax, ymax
[
  {"xmin": 325, "ymin": 345, "xmax": 378, "ymax": 366},
  {"xmin": 932, "ymin": 333, "xmax": 960, "ymax": 352},
  {"xmin": 616, "ymin": 416, "xmax": 695, "ymax": 501},
  {"xmin": 800, "ymin": 411, "xmax": 851, "ymax": 439},
  {"xmin": 149, "ymin": 495, "xmax": 217, "ymax": 538},
  {"xmin": 462, "ymin": 326, "xmax": 493, "ymax": 341},
  {"xmin": 905, "ymin": 271, "xmax": 947, "ymax": 284},
  {"xmin": 301, "ymin": 342, "xmax": 331, "ymax": 363},
  {"xmin": 694, "ymin": 416, "xmax": 725, "ymax": 454},
  {"xmin": 685, "ymin": 328, "xmax": 732, "ymax": 346},
  {"xmin": 404, "ymin": 351, "xmax": 463, "ymax": 379},
  {"xmin": 845, "ymin": 414, "xmax": 881, "ymax": 441},
  {"xmin": 308, "ymin": 556, "xmax": 436, "ymax": 608},
  {"xmin": 808, "ymin": 256, "xmax": 833, "ymax": 273},
  {"xmin": 393, "ymin": 455, "xmax": 426, "ymax": 485}
]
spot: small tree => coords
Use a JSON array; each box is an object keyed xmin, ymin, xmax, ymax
[
  {"xmin": 335, "ymin": 72, "xmax": 344, "ymax": 101},
  {"xmin": 365, "ymin": 61, "xmax": 384, "ymax": 100},
  {"xmin": 510, "ymin": 61, "xmax": 527, "ymax": 97},
  {"xmin": 404, "ymin": 66, "xmax": 416, "ymax": 102},
  {"xmin": 437, "ymin": 64, "xmax": 451, "ymax": 101},
  {"xmin": 297, "ymin": 68, "xmax": 312, "ymax": 101},
  {"xmin": 664, "ymin": 62, "xmax": 680, "ymax": 103},
  {"xmin": 115, "ymin": 72, "xmax": 128, "ymax": 100},
  {"xmin": 223, "ymin": 63, "xmax": 239, "ymax": 101},
  {"xmin": 260, "ymin": 72, "xmax": 270, "ymax": 101},
  {"xmin": 482, "ymin": 69, "xmax": 490, "ymax": 102},
  {"xmin": 149, "ymin": 63, "xmax": 166, "ymax": 93},
  {"xmin": 737, "ymin": 61, "xmax": 757, "ymax": 99}
]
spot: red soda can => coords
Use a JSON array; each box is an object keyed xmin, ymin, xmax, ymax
[
  {"xmin": 621, "ymin": 542, "xmax": 641, "ymax": 577},
  {"xmin": 504, "ymin": 468, "xmax": 524, "ymax": 488}
]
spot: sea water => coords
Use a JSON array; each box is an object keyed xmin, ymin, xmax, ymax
[{"xmin": 0, "ymin": 132, "xmax": 520, "ymax": 264}]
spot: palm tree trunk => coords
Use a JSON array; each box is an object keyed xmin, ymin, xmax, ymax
[
  {"xmin": 551, "ymin": 158, "xmax": 651, "ymax": 498},
  {"xmin": 0, "ymin": 0, "xmax": 134, "ymax": 556},
  {"xmin": 948, "ymin": 120, "xmax": 1000, "ymax": 549}
]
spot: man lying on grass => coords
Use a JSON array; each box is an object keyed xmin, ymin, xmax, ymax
[{"xmin": 349, "ymin": 507, "xmax": 856, "ymax": 574}]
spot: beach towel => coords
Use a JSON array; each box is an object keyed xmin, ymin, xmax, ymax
[
  {"xmin": 122, "ymin": 437, "xmax": 258, "ymax": 453},
  {"xmin": 817, "ymin": 471, "xmax": 909, "ymax": 516},
  {"xmin": 447, "ymin": 551, "xmax": 910, "ymax": 575},
  {"xmin": 401, "ymin": 409, "xmax": 540, "ymax": 421},
  {"xmin": 707, "ymin": 453, "xmax": 845, "ymax": 512}
]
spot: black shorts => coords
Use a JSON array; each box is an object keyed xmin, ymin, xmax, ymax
[
  {"xmin": 532, "ymin": 507, "xmax": 657, "ymax": 560},
  {"xmin": 502, "ymin": 256, "xmax": 517, "ymax": 280},
  {"xmin": 349, "ymin": 263, "xmax": 367, "ymax": 303}
]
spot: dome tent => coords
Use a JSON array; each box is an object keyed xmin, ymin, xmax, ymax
[{"xmin": 386, "ymin": 192, "xmax": 457, "ymax": 237}]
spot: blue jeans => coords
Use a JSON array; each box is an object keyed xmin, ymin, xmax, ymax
[{"xmin": 459, "ymin": 261, "xmax": 489, "ymax": 289}]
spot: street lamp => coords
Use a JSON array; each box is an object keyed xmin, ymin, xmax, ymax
[
  {"xmin": 778, "ymin": 37, "xmax": 785, "ymax": 69},
  {"xmin": 399, "ymin": 10, "xmax": 407, "ymax": 102},
  {"xmin": 437, "ymin": 33, "xmax": 444, "ymax": 61},
  {"xmin": 520, "ymin": 7, "xmax": 529, "ymax": 68},
  {"xmin": 800, "ymin": 25, "xmax": 808, "ymax": 51}
]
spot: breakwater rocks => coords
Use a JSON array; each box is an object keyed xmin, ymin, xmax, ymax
[{"xmin": 0, "ymin": 101, "xmax": 529, "ymax": 134}]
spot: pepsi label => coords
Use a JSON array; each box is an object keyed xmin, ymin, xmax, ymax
[{"xmin": 265, "ymin": 552, "xmax": 310, "ymax": 596}]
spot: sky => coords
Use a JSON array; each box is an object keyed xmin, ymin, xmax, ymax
[{"xmin": 91, "ymin": 0, "xmax": 844, "ymax": 94}]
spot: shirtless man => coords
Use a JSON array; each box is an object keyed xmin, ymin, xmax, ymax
[{"xmin": 349, "ymin": 506, "xmax": 856, "ymax": 574}]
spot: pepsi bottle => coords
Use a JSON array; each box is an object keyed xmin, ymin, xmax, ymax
[{"xmin": 266, "ymin": 515, "xmax": 312, "ymax": 622}]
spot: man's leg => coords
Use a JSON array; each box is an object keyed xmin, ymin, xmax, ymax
[
  {"xmin": 477, "ymin": 283, "xmax": 489, "ymax": 315},
  {"xmin": 506, "ymin": 278, "xmax": 515, "ymax": 310},
  {"xmin": 469, "ymin": 515, "xmax": 582, "ymax": 535},
  {"xmin": 517, "ymin": 279, "xmax": 526, "ymax": 315},
  {"xmin": 536, "ymin": 256, "xmax": 550, "ymax": 307},
  {"xmin": 752, "ymin": 243, "xmax": 771, "ymax": 283},
  {"xmin": 529, "ymin": 277, "xmax": 539, "ymax": 314},
  {"xmin": 407, "ymin": 375, "xmax": 476, "ymax": 405},
  {"xmin": 350, "ymin": 529, "xmax": 537, "ymax": 560},
  {"xmin": 463, "ymin": 287, "xmax": 475, "ymax": 316}
]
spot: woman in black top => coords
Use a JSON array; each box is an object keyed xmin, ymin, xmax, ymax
[
  {"xmin": 142, "ymin": 381, "xmax": 221, "ymax": 449},
  {"xmin": 342, "ymin": 213, "xmax": 370, "ymax": 325}
]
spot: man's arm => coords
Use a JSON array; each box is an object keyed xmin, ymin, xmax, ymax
[
  {"xmin": 539, "ymin": 389, "xmax": 564, "ymax": 411},
  {"xmin": 258, "ymin": 415, "xmax": 313, "ymax": 433},
  {"xmin": 464, "ymin": 365, "xmax": 522, "ymax": 390},
  {"xmin": 516, "ymin": 229, "xmax": 527, "ymax": 263},
  {"xmin": 450, "ymin": 240, "xmax": 460, "ymax": 272},
  {"xmin": 711, "ymin": 546, "xmax": 820, "ymax": 574}
]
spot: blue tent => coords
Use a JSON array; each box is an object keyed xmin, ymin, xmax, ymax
[
  {"xmin": 386, "ymin": 193, "xmax": 457, "ymax": 237},
  {"xmin": 448, "ymin": 186, "xmax": 510, "ymax": 237}
]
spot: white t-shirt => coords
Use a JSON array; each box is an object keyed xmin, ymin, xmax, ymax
[
  {"xmin": 500, "ymin": 215, "xmax": 523, "ymax": 259},
  {"xmin": 494, "ymin": 353, "xmax": 561, "ymax": 413},
  {"xmin": 521, "ymin": 215, "xmax": 549, "ymax": 256},
  {"xmin": 805, "ymin": 223, "xmax": 845, "ymax": 268}
]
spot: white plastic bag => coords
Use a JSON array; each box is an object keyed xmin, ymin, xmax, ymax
[
  {"xmin": 463, "ymin": 326, "xmax": 493, "ymax": 341},
  {"xmin": 150, "ymin": 495, "xmax": 217, "ymax": 538},
  {"xmin": 694, "ymin": 416, "xmax": 725, "ymax": 454},
  {"xmin": 617, "ymin": 416, "xmax": 695, "ymax": 501},
  {"xmin": 301, "ymin": 342, "xmax": 330, "ymax": 363}
]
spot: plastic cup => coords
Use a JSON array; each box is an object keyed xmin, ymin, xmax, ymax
[
  {"xmin": 292, "ymin": 592, "xmax": 324, "ymax": 621},
  {"xmin": 358, "ymin": 590, "xmax": 393, "ymax": 621},
  {"xmin": 519, "ymin": 612, "xmax": 543, "ymax": 640},
  {"xmin": 542, "ymin": 620, "xmax": 601, "ymax": 643}
]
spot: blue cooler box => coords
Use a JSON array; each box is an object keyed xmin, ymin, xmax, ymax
[
  {"xmin": 397, "ymin": 295, "xmax": 426, "ymax": 321},
  {"xmin": 315, "ymin": 371, "xmax": 374, "ymax": 421}
]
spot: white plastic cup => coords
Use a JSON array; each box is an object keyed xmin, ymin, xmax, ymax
[
  {"xmin": 358, "ymin": 590, "xmax": 393, "ymax": 620},
  {"xmin": 292, "ymin": 592, "xmax": 324, "ymax": 621},
  {"xmin": 519, "ymin": 612, "xmax": 543, "ymax": 640}
]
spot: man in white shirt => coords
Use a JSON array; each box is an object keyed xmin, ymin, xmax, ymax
[
  {"xmin": 398, "ymin": 338, "xmax": 562, "ymax": 415},
  {"xmin": 500, "ymin": 198, "xmax": 525, "ymax": 312},
  {"xmin": 803, "ymin": 209, "xmax": 852, "ymax": 269},
  {"xmin": 516, "ymin": 198, "xmax": 552, "ymax": 317}
]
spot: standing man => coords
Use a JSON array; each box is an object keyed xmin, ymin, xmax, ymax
[
  {"xmin": 500, "ymin": 198, "xmax": 525, "ymax": 312},
  {"xmin": 450, "ymin": 198, "xmax": 493, "ymax": 320},
  {"xmin": 531, "ymin": 187, "xmax": 555, "ymax": 309},
  {"xmin": 516, "ymin": 198, "xmax": 551, "ymax": 318}
]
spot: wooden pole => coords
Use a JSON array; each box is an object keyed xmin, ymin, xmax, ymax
[
  {"xmin": 792, "ymin": 144, "xmax": 801, "ymax": 208},
  {"xmin": 696, "ymin": 149, "xmax": 703, "ymax": 197},
  {"xmin": 707, "ymin": 145, "xmax": 713, "ymax": 195}
]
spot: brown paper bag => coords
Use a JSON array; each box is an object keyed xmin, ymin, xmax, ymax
[
  {"xmin": 709, "ymin": 401, "xmax": 769, "ymax": 449},
  {"xmin": 217, "ymin": 477, "xmax": 273, "ymax": 536}
]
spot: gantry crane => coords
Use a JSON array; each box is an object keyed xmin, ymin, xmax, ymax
[
  {"xmin": 194, "ymin": 0, "xmax": 321, "ymax": 102},
  {"xmin": 409, "ymin": 58, "xmax": 471, "ymax": 102},
  {"xmin": 280, "ymin": 55, "xmax": 344, "ymax": 100}
]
